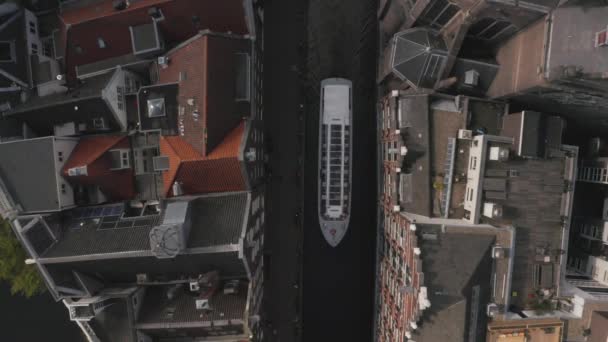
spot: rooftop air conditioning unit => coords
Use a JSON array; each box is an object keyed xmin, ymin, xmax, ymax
[
  {"xmin": 483, "ymin": 202, "xmax": 503, "ymax": 219},
  {"xmin": 458, "ymin": 129, "xmax": 473, "ymax": 140},
  {"xmin": 400, "ymin": 146, "xmax": 408, "ymax": 156},
  {"xmin": 489, "ymin": 146, "xmax": 509, "ymax": 161},
  {"xmin": 158, "ymin": 56, "xmax": 169, "ymax": 68}
]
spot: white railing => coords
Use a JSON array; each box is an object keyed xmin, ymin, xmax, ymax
[{"xmin": 0, "ymin": 176, "xmax": 18, "ymax": 220}]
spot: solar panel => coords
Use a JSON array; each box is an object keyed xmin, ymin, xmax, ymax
[
  {"xmin": 111, "ymin": 205, "xmax": 123, "ymax": 215},
  {"xmin": 83, "ymin": 208, "xmax": 94, "ymax": 218},
  {"xmin": 92, "ymin": 207, "xmax": 103, "ymax": 217}
]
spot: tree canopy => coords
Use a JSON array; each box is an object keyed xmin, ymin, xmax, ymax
[{"xmin": 0, "ymin": 219, "xmax": 45, "ymax": 297}]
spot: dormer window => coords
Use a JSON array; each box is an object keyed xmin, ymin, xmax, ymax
[
  {"xmin": 109, "ymin": 149, "xmax": 131, "ymax": 170},
  {"xmin": 147, "ymin": 98, "xmax": 166, "ymax": 117},
  {"xmin": 596, "ymin": 27, "xmax": 608, "ymax": 47}
]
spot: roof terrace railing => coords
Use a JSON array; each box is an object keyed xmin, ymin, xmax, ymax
[
  {"xmin": 0, "ymin": 175, "xmax": 19, "ymax": 220},
  {"xmin": 440, "ymin": 137, "xmax": 456, "ymax": 218}
]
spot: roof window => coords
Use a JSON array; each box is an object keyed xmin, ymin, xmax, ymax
[{"xmin": 147, "ymin": 98, "xmax": 166, "ymax": 117}]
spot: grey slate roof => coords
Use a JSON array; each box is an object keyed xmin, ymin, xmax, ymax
[
  {"xmin": 414, "ymin": 227, "xmax": 495, "ymax": 342},
  {"xmin": 136, "ymin": 283, "xmax": 247, "ymax": 327},
  {"xmin": 0, "ymin": 137, "xmax": 60, "ymax": 212},
  {"xmin": 89, "ymin": 298, "xmax": 136, "ymax": 342},
  {"xmin": 41, "ymin": 192, "xmax": 249, "ymax": 259},
  {"xmin": 45, "ymin": 251, "xmax": 247, "ymax": 284},
  {"xmin": 3, "ymin": 71, "xmax": 117, "ymax": 135},
  {"xmin": 391, "ymin": 28, "xmax": 447, "ymax": 88},
  {"xmin": 187, "ymin": 192, "xmax": 249, "ymax": 248}
]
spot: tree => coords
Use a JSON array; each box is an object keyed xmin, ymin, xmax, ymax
[{"xmin": 0, "ymin": 219, "xmax": 45, "ymax": 297}]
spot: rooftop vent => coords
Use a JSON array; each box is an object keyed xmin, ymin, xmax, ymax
[
  {"xmin": 458, "ymin": 129, "xmax": 473, "ymax": 140},
  {"xmin": 113, "ymin": 0, "xmax": 127, "ymax": 11},
  {"xmin": 464, "ymin": 69, "xmax": 480, "ymax": 87},
  {"xmin": 172, "ymin": 181, "xmax": 183, "ymax": 196},
  {"xmin": 483, "ymin": 202, "xmax": 503, "ymax": 219},
  {"xmin": 489, "ymin": 146, "xmax": 509, "ymax": 161},
  {"xmin": 158, "ymin": 56, "xmax": 169, "ymax": 68},
  {"xmin": 195, "ymin": 298, "xmax": 210, "ymax": 310}
]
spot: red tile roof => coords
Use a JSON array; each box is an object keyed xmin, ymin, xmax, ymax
[
  {"xmin": 159, "ymin": 34, "xmax": 208, "ymax": 155},
  {"xmin": 176, "ymin": 158, "xmax": 245, "ymax": 194},
  {"xmin": 161, "ymin": 121, "xmax": 246, "ymax": 196},
  {"xmin": 60, "ymin": 0, "xmax": 248, "ymax": 81},
  {"xmin": 62, "ymin": 135, "xmax": 124, "ymax": 171},
  {"xmin": 62, "ymin": 136, "xmax": 135, "ymax": 200}
]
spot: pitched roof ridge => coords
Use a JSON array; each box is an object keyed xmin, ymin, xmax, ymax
[
  {"xmin": 205, "ymin": 121, "xmax": 245, "ymax": 160},
  {"xmin": 164, "ymin": 136, "xmax": 203, "ymax": 161}
]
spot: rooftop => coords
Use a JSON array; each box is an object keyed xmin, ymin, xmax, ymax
[
  {"xmin": 471, "ymin": 114, "xmax": 577, "ymax": 308},
  {"xmin": 136, "ymin": 283, "xmax": 248, "ymax": 330},
  {"xmin": 389, "ymin": 92, "xmax": 506, "ymax": 219},
  {"xmin": 38, "ymin": 192, "xmax": 249, "ymax": 260},
  {"xmin": 59, "ymin": 0, "xmax": 249, "ymax": 80},
  {"xmin": 2, "ymin": 70, "xmax": 119, "ymax": 135},
  {"xmin": 0, "ymin": 136, "xmax": 74, "ymax": 213},
  {"xmin": 413, "ymin": 225, "xmax": 496, "ymax": 342}
]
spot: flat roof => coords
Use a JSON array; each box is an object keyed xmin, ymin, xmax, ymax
[
  {"xmin": 413, "ymin": 225, "xmax": 496, "ymax": 342},
  {"xmin": 393, "ymin": 93, "xmax": 506, "ymax": 219},
  {"xmin": 481, "ymin": 148, "xmax": 572, "ymax": 307}
]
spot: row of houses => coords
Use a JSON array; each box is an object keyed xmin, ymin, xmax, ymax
[
  {"xmin": 375, "ymin": 0, "xmax": 608, "ymax": 341},
  {"xmin": 0, "ymin": 0, "xmax": 265, "ymax": 341}
]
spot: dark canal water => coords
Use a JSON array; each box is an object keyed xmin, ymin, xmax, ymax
[{"xmin": 0, "ymin": 284, "xmax": 83, "ymax": 341}]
